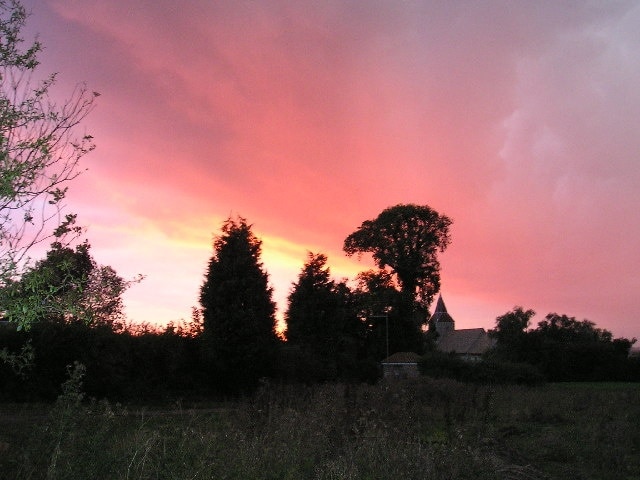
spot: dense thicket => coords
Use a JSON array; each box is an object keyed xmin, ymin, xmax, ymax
[{"xmin": 418, "ymin": 351, "xmax": 545, "ymax": 386}]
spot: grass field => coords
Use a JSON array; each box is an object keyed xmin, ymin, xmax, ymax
[{"xmin": 1, "ymin": 376, "xmax": 638, "ymax": 479}]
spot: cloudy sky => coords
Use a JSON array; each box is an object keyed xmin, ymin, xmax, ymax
[{"xmin": 20, "ymin": 0, "xmax": 640, "ymax": 339}]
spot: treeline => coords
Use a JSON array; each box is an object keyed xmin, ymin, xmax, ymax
[
  {"xmin": 420, "ymin": 307, "xmax": 639, "ymax": 385},
  {"xmin": 2, "ymin": 308, "xmax": 636, "ymax": 403},
  {"xmin": 1, "ymin": 205, "xmax": 452, "ymax": 399},
  {"xmin": 487, "ymin": 308, "xmax": 639, "ymax": 382},
  {"xmin": 196, "ymin": 207, "xmax": 451, "ymax": 393},
  {"xmin": 2, "ymin": 208, "xmax": 639, "ymax": 402}
]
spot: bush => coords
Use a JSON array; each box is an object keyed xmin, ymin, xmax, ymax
[
  {"xmin": 418, "ymin": 351, "xmax": 544, "ymax": 385},
  {"xmin": 0, "ymin": 322, "xmax": 205, "ymax": 402}
]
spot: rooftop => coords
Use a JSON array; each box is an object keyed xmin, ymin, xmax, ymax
[{"xmin": 437, "ymin": 328, "xmax": 495, "ymax": 355}]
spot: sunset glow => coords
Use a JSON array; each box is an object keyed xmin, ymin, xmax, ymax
[{"xmin": 21, "ymin": 0, "xmax": 640, "ymax": 340}]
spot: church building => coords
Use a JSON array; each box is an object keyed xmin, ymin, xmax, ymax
[{"xmin": 430, "ymin": 295, "xmax": 495, "ymax": 361}]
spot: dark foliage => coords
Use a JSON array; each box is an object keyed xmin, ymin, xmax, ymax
[
  {"xmin": 284, "ymin": 253, "xmax": 377, "ymax": 382},
  {"xmin": 0, "ymin": 322, "xmax": 206, "ymax": 402},
  {"xmin": 285, "ymin": 253, "xmax": 344, "ymax": 349},
  {"xmin": 418, "ymin": 350, "xmax": 545, "ymax": 386},
  {"xmin": 0, "ymin": 317, "xmax": 384, "ymax": 402},
  {"xmin": 353, "ymin": 269, "xmax": 425, "ymax": 359},
  {"xmin": 344, "ymin": 203, "xmax": 452, "ymax": 312},
  {"xmin": 276, "ymin": 344, "xmax": 381, "ymax": 385},
  {"xmin": 489, "ymin": 308, "xmax": 638, "ymax": 382},
  {"xmin": 489, "ymin": 306, "xmax": 535, "ymax": 360}
]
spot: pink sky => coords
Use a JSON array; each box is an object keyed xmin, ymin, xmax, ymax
[{"xmin": 21, "ymin": 0, "xmax": 640, "ymax": 340}]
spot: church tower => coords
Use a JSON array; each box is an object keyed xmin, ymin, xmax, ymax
[{"xmin": 430, "ymin": 294, "xmax": 455, "ymax": 336}]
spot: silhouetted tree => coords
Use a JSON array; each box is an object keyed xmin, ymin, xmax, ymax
[
  {"xmin": 344, "ymin": 204, "xmax": 452, "ymax": 351},
  {"xmin": 489, "ymin": 306, "xmax": 536, "ymax": 363},
  {"xmin": 285, "ymin": 252, "xmax": 363, "ymax": 381},
  {"xmin": 344, "ymin": 204, "xmax": 452, "ymax": 325},
  {"xmin": 531, "ymin": 313, "xmax": 635, "ymax": 381},
  {"xmin": 286, "ymin": 253, "xmax": 337, "ymax": 346},
  {"xmin": 199, "ymin": 216, "xmax": 279, "ymax": 392},
  {"xmin": 536, "ymin": 313, "xmax": 612, "ymax": 343}
]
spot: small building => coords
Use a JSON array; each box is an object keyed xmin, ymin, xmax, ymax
[
  {"xmin": 381, "ymin": 351, "xmax": 422, "ymax": 379},
  {"xmin": 431, "ymin": 295, "xmax": 495, "ymax": 361}
]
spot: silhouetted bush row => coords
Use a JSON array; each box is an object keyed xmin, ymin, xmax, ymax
[
  {"xmin": 0, "ymin": 322, "xmax": 383, "ymax": 401},
  {"xmin": 2, "ymin": 320, "xmax": 638, "ymax": 403},
  {"xmin": 418, "ymin": 351, "xmax": 546, "ymax": 386},
  {"xmin": 488, "ymin": 310, "xmax": 640, "ymax": 382},
  {"xmin": 0, "ymin": 323, "xmax": 208, "ymax": 401}
]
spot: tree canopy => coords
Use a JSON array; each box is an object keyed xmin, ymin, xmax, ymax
[
  {"xmin": 0, "ymin": 241, "xmax": 137, "ymax": 329},
  {"xmin": 344, "ymin": 203, "xmax": 452, "ymax": 313},
  {"xmin": 1, "ymin": 0, "xmax": 97, "ymax": 328},
  {"xmin": 284, "ymin": 252, "xmax": 379, "ymax": 382},
  {"xmin": 489, "ymin": 307, "xmax": 637, "ymax": 381}
]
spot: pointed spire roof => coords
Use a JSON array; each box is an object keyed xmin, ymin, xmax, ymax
[
  {"xmin": 434, "ymin": 295, "xmax": 448, "ymax": 314},
  {"xmin": 430, "ymin": 294, "xmax": 454, "ymax": 324}
]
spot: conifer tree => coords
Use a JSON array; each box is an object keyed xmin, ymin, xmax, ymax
[
  {"xmin": 199, "ymin": 216, "xmax": 278, "ymax": 392},
  {"xmin": 285, "ymin": 252, "xmax": 362, "ymax": 380},
  {"xmin": 286, "ymin": 252, "xmax": 337, "ymax": 347}
]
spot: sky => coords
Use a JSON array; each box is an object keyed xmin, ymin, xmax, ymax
[{"xmin": 19, "ymin": 0, "xmax": 640, "ymax": 340}]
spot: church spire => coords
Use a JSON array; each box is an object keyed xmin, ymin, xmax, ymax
[
  {"xmin": 430, "ymin": 294, "xmax": 455, "ymax": 335},
  {"xmin": 434, "ymin": 294, "xmax": 448, "ymax": 314}
]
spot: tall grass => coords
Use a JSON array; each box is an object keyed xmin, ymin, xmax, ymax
[{"xmin": 1, "ymin": 378, "xmax": 638, "ymax": 479}]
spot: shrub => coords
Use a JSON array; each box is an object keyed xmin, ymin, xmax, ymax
[{"xmin": 418, "ymin": 351, "xmax": 544, "ymax": 385}]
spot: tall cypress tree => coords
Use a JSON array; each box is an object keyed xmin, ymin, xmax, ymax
[{"xmin": 199, "ymin": 216, "xmax": 278, "ymax": 392}]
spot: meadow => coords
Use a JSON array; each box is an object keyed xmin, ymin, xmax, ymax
[{"xmin": 1, "ymin": 374, "xmax": 638, "ymax": 480}]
